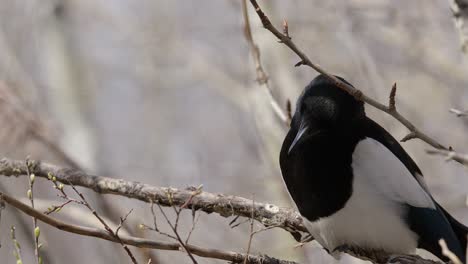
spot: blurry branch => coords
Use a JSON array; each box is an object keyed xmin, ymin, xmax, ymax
[
  {"xmin": 0, "ymin": 80, "xmax": 153, "ymax": 260},
  {"xmin": 426, "ymin": 149, "xmax": 468, "ymax": 166},
  {"xmin": 0, "ymin": 81, "xmax": 81, "ymax": 169},
  {"xmin": 247, "ymin": 0, "xmax": 451, "ymax": 151},
  {"xmin": 0, "ymin": 158, "xmax": 307, "ymax": 235},
  {"xmin": 0, "ymin": 158, "xmax": 443, "ymax": 264},
  {"xmin": 241, "ymin": 0, "xmax": 291, "ymax": 126},
  {"xmin": 449, "ymin": 0, "xmax": 468, "ymax": 53},
  {"xmin": 450, "ymin": 108, "xmax": 468, "ymax": 117},
  {"xmin": 0, "ymin": 192, "xmax": 298, "ymax": 264}
]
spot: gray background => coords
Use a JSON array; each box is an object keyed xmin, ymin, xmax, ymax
[{"xmin": 0, "ymin": 0, "xmax": 467, "ymax": 263}]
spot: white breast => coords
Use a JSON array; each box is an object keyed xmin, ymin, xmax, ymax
[{"xmin": 303, "ymin": 138, "xmax": 434, "ymax": 253}]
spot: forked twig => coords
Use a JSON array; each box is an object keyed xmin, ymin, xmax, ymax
[{"xmin": 248, "ymin": 0, "xmax": 450, "ymax": 151}]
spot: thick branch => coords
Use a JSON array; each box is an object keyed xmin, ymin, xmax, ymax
[
  {"xmin": 0, "ymin": 158, "xmax": 306, "ymax": 235},
  {"xmin": 0, "ymin": 192, "xmax": 297, "ymax": 264},
  {"xmin": 0, "ymin": 158, "xmax": 443, "ymax": 263},
  {"xmin": 248, "ymin": 0, "xmax": 448, "ymax": 151}
]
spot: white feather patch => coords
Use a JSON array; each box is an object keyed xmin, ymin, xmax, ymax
[{"xmin": 304, "ymin": 138, "xmax": 434, "ymax": 253}]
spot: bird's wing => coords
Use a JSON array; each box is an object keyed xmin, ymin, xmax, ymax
[
  {"xmin": 356, "ymin": 117, "xmax": 434, "ymax": 208},
  {"xmin": 361, "ymin": 117, "xmax": 465, "ymax": 261}
]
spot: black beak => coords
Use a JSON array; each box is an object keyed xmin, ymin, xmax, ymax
[{"xmin": 288, "ymin": 120, "xmax": 322, "ymax": 155}]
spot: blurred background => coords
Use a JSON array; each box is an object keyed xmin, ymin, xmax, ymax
[{"xmin": 0, "ymin": 0, "xmax": 467, "ymax": 263}]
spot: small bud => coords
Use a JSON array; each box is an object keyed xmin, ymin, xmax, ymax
[
  {"xmin": 52, "ymin": 176, "xmax": 57, "ymax": 182},
  {"xmin": 10, "ymin": 226, "xmax": 15, "ymax": 239},
  {"xmin": 55, "ymin": 207, "xmax": 61, "ymax": 213},
  {"xmin": 30, "ymin": 174, "xmax": 36, "ymax": 184},
  {"xmin": 58, "ymin": 184, "xmax": 64, "ymax": 190},
  {"xmin": 27, "ymin": 190, "xmax": 32, "ymax": 199},
  {"xmin": 14, "ymin": 240, "xmax": 20, "ymax": 249},
  {"xmin": 138, "ymin": 224, "xmax": 145, "ymax": 230},
  {"xmin": 34, "ymin": 227, "xmax": 40, "ymax": 238},
  {"xmin": 38, "ymin": 243, "xmax": 43, "ymax": 250},
  {"xmin": 47, "ymin": 173, "xmax": 53, "ymax": 180},
  {"xmin": 16, "ymin": 259, "xmax": 22, "ymax": 264}
]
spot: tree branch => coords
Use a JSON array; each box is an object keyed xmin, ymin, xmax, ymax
[
  {"xmin": 426, "ymin": 149, "xmax": 468, "ymax": 166},
  {"xmin": 0, "ymin": 158, "xmax": 307, "ymax": 235},
  {"xmin": 0, "ymin": 192, "xmax": 297, "ymax": 264},
  {"xmin": 0, "ymin": 158, "xmax": 443, "ymax": 263},
  {"xmin": 241, "ymin": 0, "xmax": 290, "ymax": 125},
  {"xmin": 248, "ymin": 0, "xmax": 449, "ymax": 151}
]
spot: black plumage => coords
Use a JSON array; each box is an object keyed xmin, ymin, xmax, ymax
[{"xmin": 279, "ymin": 74, "xmax": 468, "ymax": 262}]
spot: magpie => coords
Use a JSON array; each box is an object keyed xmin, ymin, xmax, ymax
[{"xmin": 279, "ymin": 74, "xmax": 468, "ymax": 262}]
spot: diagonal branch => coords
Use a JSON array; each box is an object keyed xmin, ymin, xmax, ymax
[
  {"xmin": 248, "ymin": 0, "xmax": 449, "ymax": 151},
  {"xmin": 241, "ymin": 0, "xmax": 290, "ymax": 125}
]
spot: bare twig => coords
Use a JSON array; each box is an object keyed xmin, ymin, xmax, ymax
[
  {"xmin": 157, "ymin": 203, "xmax": 198, "ymax": 264},
  {"xmin": 388, "ymin": 83, "xmax": 397, "ymax": 112},
  {"xmin": 243, "ymin": 197, "xmax": 256, "ymax": 264},
  {"xmin": 185, "ymin": 213, "xmax": 200, "ymax": 245},
  {"xmin": 0, "ymin": 192, "xmax": 297, "ymax": 264},
  {"xmin": 116, "ymin": 209, "xmax": 134, "ymax": 237},
  {"xmin": 426, "ymin": 149, "xmax": 468, "ymax": 166},
  {"xmin": 449, "ymin": 108, "xmax": 468, "ymax": 117},
  {"xmin": 248, "ymin": 0, "xmax": 449, "ymax": 151},
  {"xmin": 439, "ymin": 239, "xmax": 462, "ymax": 264},
  {"xmin": 241, "ymin": 0, "xmax": 289, "ymax": 126},
  {"xmin": 68, "ymin": 182, "xmax": 139, "ymax": 264}
]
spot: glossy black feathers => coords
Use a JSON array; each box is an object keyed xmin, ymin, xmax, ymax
[{"xmin": 279, "ymin": 74, "xmax": 468, "ymax": 262}]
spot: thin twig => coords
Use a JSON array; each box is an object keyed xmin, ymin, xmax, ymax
[
  {"xmin": 116, "ymin": 209, "xmax": 134, "ymax": 237},
  {"xmin": 185, "ymin": 208, "xmax": 200, "ymax": 245},
  {"xmin": 26, "ymin": 159, "xmax": 40, "ymax": 264},
  {"xmin": 449, "ymin": 108, "xmax": 468, "ymax": 117},
  {"xmin": 68, "ymin": 182, "xmax": 139, "ymax": 264},
  {"xmin": 244, "ymin": 197, "xmax": 256, "ymax": 264},
  {"xmin": 439, "ymin": 239, "xmax": 462, "ymax": 264},
  {"xmin": 248, "ymin": 0, "xmax": 450, "ymax": 151},
  {"xmin": 241, "ymin": 0, "xmax": 289, "ymax": 126},
  {"xmin": 157, "ymin": 203, "xmax": 198, "ymax": 264},
  {"xmin": 0, "ymin": 192, "xmax": 298, "ymax": 264},
  {"xmin": 426, "ymin": 149, "xmax": 468, "ymax": 166}
]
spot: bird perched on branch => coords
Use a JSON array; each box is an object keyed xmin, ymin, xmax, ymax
[{"xmin": 279, "ymin": 74, "xmax": 468, "ymax": 262}]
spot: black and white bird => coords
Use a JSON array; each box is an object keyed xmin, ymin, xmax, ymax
[{"xmin": 279, "ymin": 74, "xmax": 468, "ymax": 262}]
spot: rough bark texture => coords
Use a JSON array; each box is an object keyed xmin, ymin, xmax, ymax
[
  {"xmin": 0, "ymin": 158, "xmax": 445, "ymax": 264},
  {"xmin": 0, "ymin": 158, "xmax": 306, "ymax": 235}
]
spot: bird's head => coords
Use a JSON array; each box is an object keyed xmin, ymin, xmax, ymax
[{"xmin": 287, "ymin": 74, "xmax": 365, "ymax": 154}]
